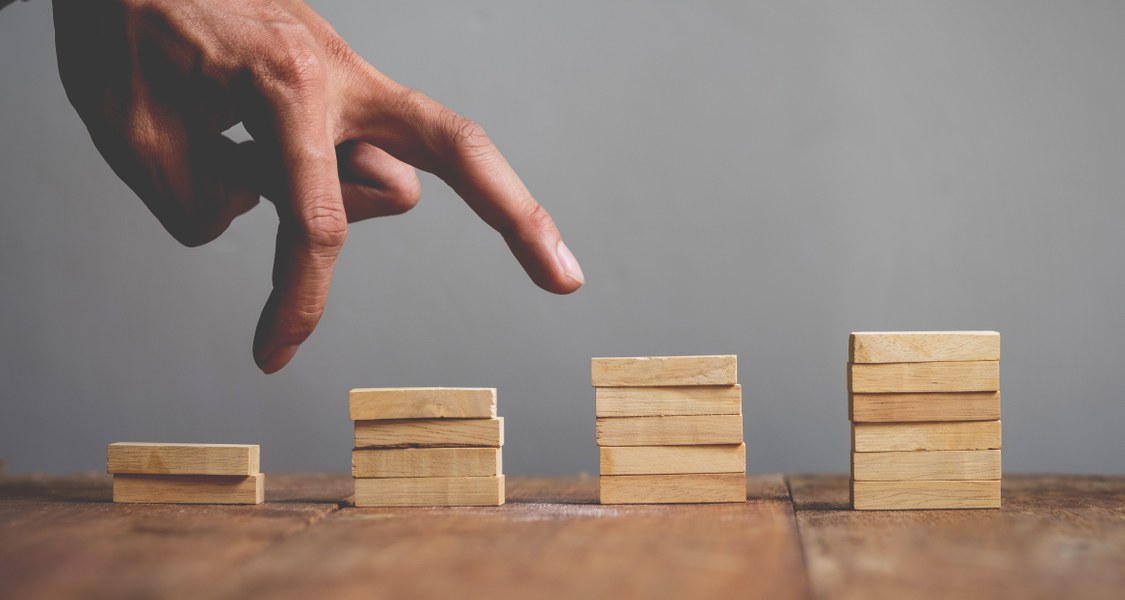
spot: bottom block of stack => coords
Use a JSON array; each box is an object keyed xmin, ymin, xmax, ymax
[
  {"xmin": 354, "ymin": 476, "xmax": 505, "ymax": 507},
  {"xmin": 113, "ymin": 474, "xmax": 265, "ymax": 505},
  {"xmin": 851, "ymin": 480, "xmax": 1001, "ymax": 510},
  {"xmin": 599, "ymin": 473, "xmax": 746, "ymax": 504}
]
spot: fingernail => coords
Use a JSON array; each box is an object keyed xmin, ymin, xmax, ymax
[{"xmin": 556, "ymin": 240, "xmax": 585, "ymax": 285}]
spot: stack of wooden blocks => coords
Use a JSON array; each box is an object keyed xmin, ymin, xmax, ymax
[
  {"xmin": 108, "ymin": 442, "xmax": 264, "ymax": 504},
  {"xmin": 848, "ymin": 331, "xmax": 1002, "ymax": 510},
  {"xmin": 350, "ymin": 387, "xmax": 505, "ymax": 507},
  {"xmin": 594, "ymin": 355, "xmax": 746, "ymax": 504}
]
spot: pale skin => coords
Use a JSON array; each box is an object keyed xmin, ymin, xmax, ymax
[{"xmin": 51, "ymin": 0, "xmax": 584, "ymax": 373}]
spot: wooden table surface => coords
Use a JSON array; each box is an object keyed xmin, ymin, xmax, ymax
[{"xmin": 1, "ymin": 473, "xmax": 1122, "ymax": 599}]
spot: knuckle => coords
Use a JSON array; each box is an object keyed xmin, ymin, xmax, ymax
[
  {"xmin": 258, "ymin": 27, "xmax": 325, "ymax": 86},
  {"xmin": 299, "ymin": 204, "xmax": 349, "ymax": 250},
  {"xmin": 445, "ymin": 116, "xmax": 491, "ymax": 157}
]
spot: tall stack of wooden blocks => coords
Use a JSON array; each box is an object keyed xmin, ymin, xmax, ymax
[
  {"xmin": 849, "ymin": 331, "xmax": 1002, "ymax": 510},
  {"xmin": 108, "ymin": 442, "xmax": 263, "ymax": 504},
  {"xmin": 594, "ymin": 355, "xmax": 746, "ymax": 504},
  {"xmin": 350, "ymin": 388, "xmax": 505, "ymax": 507}
]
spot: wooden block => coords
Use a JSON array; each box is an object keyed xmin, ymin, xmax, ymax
[
  {"xmin": 106, "ymin": 443, "xmax": 259, "ymax": 476},
  {"xmin": 591, "ymin": 355, "xmax": 737, "ymax": 387},
  {"xmin": 852, "ymin": 421, "xmax": 1001, "ymax": 452},
  {"xmin": 352, "ymin": 448, "xmax": 502, "ymax": 478},
  {"xmin": 595, "ymin": 415, "xmax": 743, "ymax": 447},
  {"xmin": 354, "ymin": 417, "xmax": 503, "ymax": 448},
  {"xmin": 112, "ymin": 474, "xmax": 264, "ymax": 505},
  {"xmin": 848, "ymin": 361, "xmax": 999, "ymax": 393},
  {"xmin": 849, "ymin": 331, "xmax": 1000, "ymax": 364},
  {"xmin": 851, "ymin": 479, "xmax": 1001, "ymax": 510},
  {"xmin": 852, "ymin": 450, "xmax": 1001, "ymax": 481},
  {"xmin": 595, "ymin": 385, "xmax": 742, "ymax": 417},
  {"xmin": 850, "ymin": 391, "xmax": 1001, "ymax": 422},
  {"xmin": 353, "ymin": 476, "xmax": 504, "ymax": 507},
  {"xmin": 349, "ymin": 388, "xmax": 496, "ymax": 420},
  {"xmin": 600, "ymin": 444, "xmax": 746, "ymax": 475},
  {"xmin": 599, "ymin": 473, "xmax": 746, "ymax": 504}
]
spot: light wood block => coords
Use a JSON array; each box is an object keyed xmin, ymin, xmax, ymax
[
  {"xmin": 600, "ymin": 444, "xmax": 746, "ymax": 475},
  {"xmin": 112, "ymin": 474, "xmax": 264, "ymax": 504},
  {"xmin": 354, "ymin": 417, "xmax": 503, "ymax": 448},
  {"xmin": 596, "ymin": 415, "xmax": 744, "ymax": 447},
  {"xmin": 852, "ymin": 450, "xmax": 1001, "ymax": 481},
  {"xmin": 354, "ymin": 476, "xmax": 504, "ymax": 507},
  {"xmin": 595, "ymin": 385, "xmax": 742, "ymax": 417},
  {"xmin": 851, "ymin": 480, "xmax": 1001, "ymax": 510},
  {"xmin": 849, "ymin": 331, "xmax": 1000, "ymax": 364},
  {"xmin": 848, "ymin": 361, "xmax": 999, "ymax": 393},
  {"xmin": 349, "ymin": 388, "xmax": 496, "ymax": 420},
  {"xmin": 591, "ymin": 355, "xmax": 737, "ymax": 387},
  {"xmin": 850, "ymin": 391, "xmax": 1001, "ymax": 422},
  {"xmin": 352, "ymin": 448, "xmax": 502, "ymax": 478},
  {"xmin": 600, "ymin": 473, "xmax": 746, "ymax": 504},
  {"xmin": 852, "ymin": 421, "xmax": 1001, "ymax": 452},
  {"xmin": 107, "ymin": 443, "xmax": 259, "ymax": 476}
]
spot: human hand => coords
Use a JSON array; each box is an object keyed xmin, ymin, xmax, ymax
[{"xmin": 52, "ymin": 0, "xmax": 584, "ymax": 373}]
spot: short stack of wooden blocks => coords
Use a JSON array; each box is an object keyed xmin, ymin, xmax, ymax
[
  {"xmin": 594, "ymin": 355, "xmax": 746, "ymax": 504},
  {"xmin": 350, "ymin": 388, "xmax": 505, "ymax": 507},
  {"xmin": 108, "ymin": 442, "xmax": 263, "ymax": 504},
  {"xmin": 848, "ymin": 331, "xmax": 1002, "ymax": 510}
]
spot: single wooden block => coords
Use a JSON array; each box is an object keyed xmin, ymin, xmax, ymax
[
  {"xmin": 112, "ymin": 473, "xmax": 265, "ymax": 504},
  {"xmin": 595, "ymin": 385, "xmax": 742, "ymax": 417},
  {"xmin": 595, "ymin": 415, "xmax": 744, "ymax": 447},
  {"xmin": 591, "ymin": 355, "xmax": 737, "ymax": 387},
  {"xmin": 599, "ymin": 473, "xmax": 746, "ymax": 504},
  {"xmin": 849, "ymin": 391, "xmax": 1001, "ymax": 422},
  {"xmin": 848, "ymin": 361, "xmax": 999, "ymax": 393},
  {"xmin": 354, "ymin": 417, "xmax": 503, "ymax": 448},
  {"xmin": 600, "ymin": 444, "xmax": 746, "ymax": 475},
  {"xmin": 106, "ymin": 442, "xmax": 259, "ymax": 476},
  {"xmin": 849, "ymin": 331, "xmax": 1000, "ymax": 364},
  {"xmin": 851, "ymin": 479, "xmax": 1001, "ymax": 510},
  {"xmin": 353, "ymin": 476, "xmax": 505, "ymax": 507},
  {"xmin": 349, "ymin": 388, "xmax": 496, "ymax": 420},
  {"xmin": 352, "ymin": 448, "xmax": 502, "ymax": 478},
  {"xmin": 851, "ymin": 450, "xmax": 1001, "ymax": 481},
  {"xmin": 852, "ymin": 421, "xmax": 1001, "ymax": 452}
]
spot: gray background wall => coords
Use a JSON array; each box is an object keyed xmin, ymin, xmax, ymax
[{"xmin": 2, "ymin": 1, "xmax": 1123, "ymax": 476}]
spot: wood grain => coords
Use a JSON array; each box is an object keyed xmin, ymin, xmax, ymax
[
  {"xmin": 113, "ymin": 474, "xmax": 265, "ymax": 504},
  {"xmin": 349, "ymin": 388, "xmax": 497, "ymax": 420},
  {"xmin": 353, "ymin": 476, "xmax": 504, "ymax": 507},
  {"xmin": 600, "ymin": 444, "xmax": 746, "ymax": 475},
  {"xmin": 850, "ymin": 391, "xmax": 1001, "ymax": 422},
  {"xmin": 849, "ymin": 331, "xmax": 1000, "ymax": 363},
  {"xmin": 591, "ymin": 355, "xmax": 737, "ymax": 387},
  {"xmin": 106, "ymin": 442, "xmax": 259, "ymax": 476},
  {"xmin": 851, "ymin": 450, "xmax": 1001, "ymax": 481},
  {"xmin": 600, "ymin": 473, "xmax": 746, "ymax": 504},
  {"xmin": 848, "ymin": 361, "xmax": 999, "ymax": 393},
  {"xmin": 850, "ymin": 479, "xmax": 1001, "ymax": 510},
  {"xmin": 595, "ymin": 385, "xmax": 742, "ymax": 417},
  {"xmin": 203, "ymin": 475, "xmax": 809, "ymax": 600},
  {"xmin": 852, "ymin": 421, "xmax": 1001, "ymax": 452},
  {"xmin": 354, "ymin": 417, "xmax": 503, "ymax": 448},
  {"xmin": 595, "ymin": 415, "xmax": 744, "ymax": 446},
  {"xmin": 352, "ymin": 448, "xmax": 502, "ymax": 478},
  {"xmin": 792, "ymin": 474, "xmax": 1125, "ymax": 598}
]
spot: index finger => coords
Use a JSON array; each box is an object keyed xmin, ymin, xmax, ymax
[{"xmin": 344, "ymin": 79, "xmax": 584, "ymax": 294}]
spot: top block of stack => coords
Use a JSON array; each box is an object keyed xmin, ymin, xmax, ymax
[
  {"xmin": 350, "ymin": 388, "xmax": 497, "ymax": 420},
  {"xmin": 107, "ymin": 443, "xmax": 259, "ymax": 476},
  {"xmin": 849, "ymin": 331, "xmax": 1000, "ymax": 363},
  {"xmin": 592, "ymin": 355, "xmax": 738, "ymax": 387}
]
